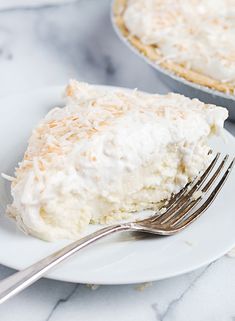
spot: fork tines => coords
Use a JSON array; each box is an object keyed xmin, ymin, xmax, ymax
[{"xmin": 141, "ymin": 152, "xmax": 234, "ymax": 231}]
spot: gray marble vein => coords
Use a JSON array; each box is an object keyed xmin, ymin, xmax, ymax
[
  {"xmin": 152, "ymin": 264, "xmax": 211, "ymax": 321},
  {"xmin": 45, "ymin": 284, "xmax": 79, "ymax": 321},
  {"xmin": 0, "ymin": 0, "xmax": 76, "ymax": 12},
  {"xmin": 0, "ymin": 0, "xmax": 234, "ymax": 320}
]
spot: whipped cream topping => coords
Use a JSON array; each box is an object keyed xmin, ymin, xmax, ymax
[
  {"xmin": 123, "ymin": 0, "xmax": 235, "ymax": 84},
  {"xmin": 7, "ymin": 81, "xmax": 228, "ymax": 241}
]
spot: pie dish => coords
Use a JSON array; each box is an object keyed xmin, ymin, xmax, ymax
[
  {"xmin": 113, "ymin": 0, "xmax": 235, "ymax": 96},
  {"xmin": 5, "ymin": 80, "xmax": 227, "ymax": 241}
]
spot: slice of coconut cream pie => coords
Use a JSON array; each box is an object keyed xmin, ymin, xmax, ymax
[{"xmin": 7, "ymin": 80, "xmax": 228, "ymax": 241}]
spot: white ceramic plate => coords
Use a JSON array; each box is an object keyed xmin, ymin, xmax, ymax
[{"xmin": 0, "ymin": 86, "xmax": 234, "ymax": 285}]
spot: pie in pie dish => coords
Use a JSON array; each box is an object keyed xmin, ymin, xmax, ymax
[
  {"xmin": 6, "ymin": 80, "xmax": 228, "ymax": 241},
  {"xmin": 113, "ymin": 0, "xmax": 235, "ymax": 95}
]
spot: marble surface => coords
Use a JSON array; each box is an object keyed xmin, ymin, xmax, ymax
[
  {"xmin": 0, "ymin": 0, "xmax": 234, "ymax": 320},
  {"xmin": 0, "ymin": 0, "xmax": 72, "ymax": 10}
]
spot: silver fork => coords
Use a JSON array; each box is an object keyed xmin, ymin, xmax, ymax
[{"xmin": 0, "ymin": 153, "xmax": 234, "ymax": 304}]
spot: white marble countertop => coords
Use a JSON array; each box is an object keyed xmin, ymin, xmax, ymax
[{"xmin": 0, "ymin": 1, "xmax": 234, "ymax": 320}]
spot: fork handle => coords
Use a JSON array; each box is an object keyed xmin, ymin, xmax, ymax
[{"xmin": 0, "ymin": 223, "xmax": 131, "ymax": 304}]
